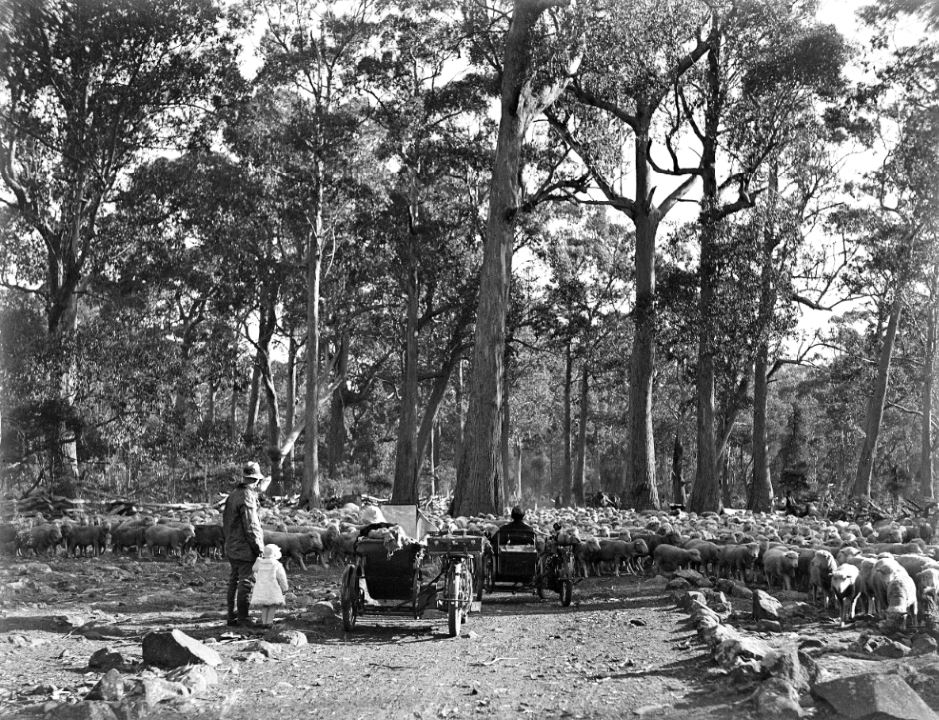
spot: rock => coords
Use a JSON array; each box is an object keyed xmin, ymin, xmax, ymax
[
  {"xmin": 124, "ymin": 677, "xmax": 190, "ymax": 707},
  {"xmin": 85, "ymin": 668, "xmax": 124, "ymax": 702},
  {"xmin": 854, "ymin": 634, "xmax": 911, "ymax": 660},
  {"xmin": 19, "ymin": 562, "xmax": 52, "ymax": 575},
  {"xmin": 763, "ymin": 647, "xmax": 818, "ymax": 692},
  {"xmin": 674, "ymin": 569, "xmax": 707, "ymax": 587},
  {"xmin": 55, "ymin": 613, "xmax": 87, "ymax": 628},
  {"xmin": 88, "ymin": 648, "xmax": 128, "ymax": 672},
  {"xmin": 753, "ymin": 590, "xmax": 782, "ymax": 622},
  {"xmin": 47, "ymin": 701, "xmax": 119, "ymax": 720},
  {"xmin": 812, "ymin": 673, "xmax": 939, "ymax": 720},
  {"xmin": 757, "ymin": 620, "xmax": 783, "ymax": 633},
  {"xmin": 715, "ymin": 635, "xmax": 774, "ymax": 670},
  {"xmin": 752, "ymin": 678, "xmax": 803, "ymax": 719},
  {"xmin": 248, "ymin": 640, "xmax": 280, "ymax": 658},
  {"xmin": 633, "ymin": 704, "xmax": 671, "ymax": 716},
  {"xmin": 911, "ymin": 633, "xmax": 938, "ymax": 655},
  {"xmin": 141, "ymin": 629, "xmax": 222, "ymax": 668},
  {"xmin": 265, "ymin": 629, "xmax": 307, "ymax": 646},
  {"xmin": 666, "ymin": 577, "xmax": 692, "ymax": 591},
  {"xmin": 464, "ymin": 630, "xmax": 479, "ymax": 640},
  {"xmin": 716, "ymin": 578, "xmax": 754, "ymax": 599},
  {"xmin": 780, "ymin": 602, "xmax": 815, "ymax": 620},
  {"xmin": 308, "ymin": 601, "xmax": 336, "ymax": 622},
  {"xmin": 165, "ymin": 665, "xmax": 218, "ymax": 695}
]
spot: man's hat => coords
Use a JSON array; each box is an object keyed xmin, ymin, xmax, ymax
[{"xmin": 241, "ymin": 461, "xmax": 268, "ymax": 484}]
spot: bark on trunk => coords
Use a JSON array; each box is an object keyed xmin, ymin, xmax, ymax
[
  {"xmin": 852, "ymin": 289, "xmax": 905, "ymax": 499},
  {"xmin": 689, "ymin": 25, "xmax": 722, "ymax": 515},
  {"xmin": 748, "ymin": 164, "xmax": 779, "ymax": 513},
  {"xmin": 515, "ymin": 437, "xmax": 523, "ymax": 501},
  {"xmin": 671, "ymin": 431, "xmax": 685, "ymax": 506},
  {"xmin": 284, "ymin": 334, "xmax": 299, "ymax": 488},
  {"xmin": 623, "ymin": 118, "xmax": 661, "ymax": 511},
  {"xmin": 453, "ymin": 0, "xmax": 564, "ymax": 516},
  {"xmin": 301, "ymin": 165, "xmax": 324, "ymax": 508},
  {"xmin": 47, "ymin": 286, "xmax": 80, "ymax": 495},
  {"xmin": 326, "ymin": 335, "xmax": 349, "ymax": 476},
  {"xmin": 920, "ymin": 267, "xmax": 937, "ymax": 498},
  {"xmin": 454, "ymin": 360, "xmax": 464, "ymax": 465},
  {"xmin": 500, "ymin": 364, "xmax": 511, "ymax": 512},
  {"xmin": 573, "ymin": 361, "xmax": 589, "ymax": 506},
  {"xmin": 392, "ymin": 266, "xmax": 422, "ymax": 504},
  {"xmin": 244, "ymin": 361, "xmax": 261, "ymax": 443}
]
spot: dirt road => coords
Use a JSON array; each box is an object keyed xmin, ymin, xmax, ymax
[{"xmin": 0, "ymin": 558, "xmax": 751, "ymax": 719}]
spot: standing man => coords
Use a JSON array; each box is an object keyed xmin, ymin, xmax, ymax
[{"xmin": 223, "ymin": 461, "xmax": 267, "ymax": 627}]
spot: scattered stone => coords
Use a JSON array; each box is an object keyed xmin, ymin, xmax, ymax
[
  {"xmin": 141, "ymin": 629, "xmax": 222, "ymax": 668},
  {"xmin": 464, "ymin": 631, "xmax": 479, "ymax": 640},
  {"xmin": 55, "ymin": 613, "xmax": 87, "ymax": 628},
  {"xmin": 47, "ymin": 701, "xmax": 119, "ymax": 720},
  {"xmin": 308, "ymin": 601, "xmax": 336, "ymax": 622},
  {"xmin": 753, "ymin": 590, "xmax": 782, "ymax": 622},
  {"xmin": 674, "ymin": 569, "xmax": 708, "ymax": 587},
  {"xmin": 248, "ymin": 640, "xmax": 280, "ymax": 658},
  {"xmin": 911, "ymin": 633, "xmax": 938, "ymax": 655},
  {"xmin": 763, "ymin": 647, "xmax": 818, "ymax": 692},
  {"xmin": 633, "ymin": 704, "xmax": 671, "ymax": 716},
  {"xmin": 265, "ymin": 629, "xmax": 307, "ymax": 646},
  {"xmin": 751, "ymin": 677, "xmax": 802, "ymax": 719},
  {"xmin": 88, "ymin": 648, "xmax": 128, "ymax": 672},
  {"xmin": 666, "ymin": 577, "xmax": 692, "ymax": 591},
  {"xmin": 853, "ymin": 634, "xmax": 911, "ymax": 660},
  {"xmin": 123, "ymin": 677, "xmax": 190, "ymax": 707},
  {"xmin": 165, "ymin": 665, "xmax": 218, "ymax": 695},
  {"xmin": 757, "ymin": 620, "xmax": 783, "ymax": 633},
  {"xmin": 85, "ymin": 668, "xmax": 124, "ymax": 702},
  {"xmin": 812, "ymin": 673, "xmax": 939, "ymax": 720},
  {"xmin": 18, "ymin": 562, "xmax": 53, "ymax": 575},
  {"xmin": 780, "ymin": 602, "xmax": 815, "ymax": 620},
  {"xmin": 715, "ymin": 634, "xmax": 774, "ymax": 670}
]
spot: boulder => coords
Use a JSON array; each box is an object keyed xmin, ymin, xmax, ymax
[
  {"xmin": 812, "ymin": 673, "xmax": 939, "ymax": 720},
  {"xmin": 753, "ymin": 590, "xmax": 782, "ymax": 622},
  {"xmin": 85, "ymin": 668, "xmax": 124, "ymax": 702},
  {"xmin": 308, "ymin": 601, "xmax": 336, "ymax": 622},
  {"xmin": 853, "ymin": 634, "xmax": 911, "ymax": 660},
  {"xmin": 88, "ymin": 648, "xmax": 129, "ymax": 672},
  {"xmin": 265, "ymin": 628, "xmax": 308, "ymax": 645},
  {"xmin": 911, "ymin": 633, "xmax": 938, "ymax": 655},
  {"xmin": 674, "ymin": 568, "xmax": 708, "ymax": 587},
  {"xmin": 142, "ymin": 629, "xmax": 222, "ymax": 668},
  {"xmin": 122, "ymin": 677, "xmax": 190, "ymax": 708},
  {"xmin": 715, "ymin": 635, "xmax": 774, "ymax": 669},
  {"xmin": 751, "ymin": 678, "xmax": 803, "ymax": 719},
  {"xmin": 47, "ymin": 701, "xmax": 119, "ymax": 720},
  {"xmin": 248, "ymin": 640, "xmax": 280, "ymax": 658},
  {"xmin": 757, "ymin": 619, "xmax": 783, "ymax": 633},
  {"xmin": 166, "ymin": 665, "xmax": 218, "ymax": 695},
  {"xmin": 666, "ymin": 577, "xmax": 692, "ymax": 591}
]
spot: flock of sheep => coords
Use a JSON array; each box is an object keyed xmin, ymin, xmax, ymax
[{"xmin": 4, "ymin": 501, "xmax": 938, "ymax": 632}]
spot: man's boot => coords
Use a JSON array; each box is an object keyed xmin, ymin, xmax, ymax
[{"xmin": 236, "ymin": 590, "xmax": 261, "ymax": 629}]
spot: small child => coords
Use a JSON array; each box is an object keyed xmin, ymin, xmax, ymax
[{"xmin": 250, "ymin": 544, "xmax": 289, "ymax": 628}]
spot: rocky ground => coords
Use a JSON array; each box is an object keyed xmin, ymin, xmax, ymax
[{"xmin": 1, "ymin": 554, "xmax": 938, "ymax": 720}]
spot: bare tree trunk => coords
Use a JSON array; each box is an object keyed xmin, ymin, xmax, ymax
[
  {"xmin": 244, "ymin": 361, "xmax": 261, "ymax": 443},
  {"xmin": 229, "ymin": 368, "xmax": 238, "ymax": 440},
  {"xmin": 671, "ymin": 431, "xmax": 685, "ymax": 506},
  {"xmin": 562, "ymin": 339, "xmax": 573, "ymax": 504},
  {"xmin": 453, "ymin": 0, "xmax": 571, "ymax": 516},
  {"xmin": 515, "ymin": 437, "xmax": 523, "ymax": 502},
  {"xmin": 454, "ymin": 360, "xmax": 464, "ymax": 465},
  {"xmin": 749, "ymin": 164, "xmax": 779, "ymax": 513},
  {"xmin": 301, "ymin": 166, "xmax": 324, "ymax": 508},
  {"xmin": 853, "ymin": 289, "xmax": 905, "ymax": 499},
  {"xmin": 500, "ymin": 364, "xmax": 511, "ymax": 512},
  {"xmin": 327, "ymin": 334, "xmax": 349, "ymax": 477},
  {"xmin": 284, "ymin": 334, "xmax": 299, "ymax": 489},
  {"xmin": 623, "ymin": 118, "xmax": 661, "ymax": 511},
  {"xmin": 920, "ymin": 266, "xmax": 937, "ymax": 498},
  {"xmin": 47, "ymin": 286, "xmax": 80, "ymax": 495},
  {"xmin": 689, "ymin": 24, "xmax": 722, "ymax": 515},
  {"xmin": 393, "ymin": 265, "xmax": 422, "ymax": 504},
  {"xmin": 749, "ymin": 346, "xmax": 773, "ymax": 511},
  {"xmin": 573, "ymin": 358, "xmax": 589, "ymax": 506}
]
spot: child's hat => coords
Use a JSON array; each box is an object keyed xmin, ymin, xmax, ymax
[{"xmin": 262, "ymin": 544, "xmax": 281, "ymax": 559}]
